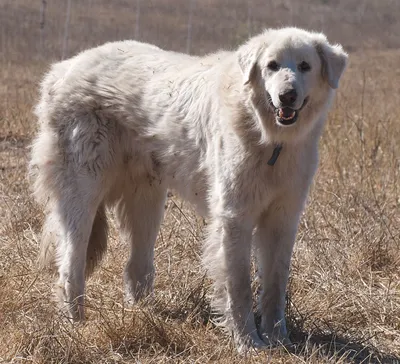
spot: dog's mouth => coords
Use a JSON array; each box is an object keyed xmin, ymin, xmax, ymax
[
  {"xmin": 267, "ymin": 95, "xmax": 309, "ymax": 126},
  {"xmin": 276, "ymin": 107, "xmax": 298, "ymax": 125}
]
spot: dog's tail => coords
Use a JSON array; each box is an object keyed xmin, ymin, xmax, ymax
[{"xmin": 38, "ymin": 204, "xmax": 108, "ymax": 277}]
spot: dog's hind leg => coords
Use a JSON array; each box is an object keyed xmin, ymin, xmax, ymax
[
  {"xmin": 52, "ymin": 173, "xmax": 106, "ymax": 321},
  {"xmin": 115, "ymin": 182, "xmax": 167, "ymax": 304},
  {"xmin": 31, "ymin": 104, "xmax": 118, "ymax": 320}
]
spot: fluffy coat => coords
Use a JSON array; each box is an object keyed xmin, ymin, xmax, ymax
[{"xmin": 29, "ymin": 27, "xmax": 348, "ymax": 351}]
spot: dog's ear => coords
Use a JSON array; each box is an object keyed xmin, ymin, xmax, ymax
[
  {"xmin": 316, "ymin": 39, "xmax": 348, "ymax": 89},
  {"xmin": 237, "ymin": 40, "xmax": 262, "ymax": 85}
]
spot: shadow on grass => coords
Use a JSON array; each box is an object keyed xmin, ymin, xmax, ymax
[
  {"xmin": 95, "ymin": 285, "xmax": 399, "ymax": 363},
  {"xmin": 288, "ymin": 329, "xmax": 399, "ymax": 364},
  {"xmin": 151, "ymin": 288, "xmax": 399, "ymax": 363},
  {"xmin": 286, "ymin": 309, "xmax": 399, "ymax": 364}
]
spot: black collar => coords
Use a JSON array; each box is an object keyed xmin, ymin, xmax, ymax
[{"xmin": 267, "ymin": 144, "xmax": 283, "ymax": 166}]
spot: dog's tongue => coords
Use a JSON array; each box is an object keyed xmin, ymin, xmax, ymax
[{"xmin": 279, "ymin": 107, "xmax": 296, "ymax": 119}]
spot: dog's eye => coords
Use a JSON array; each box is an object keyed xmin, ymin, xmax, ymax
[
  {"xmin": 298, "ymin": 61, "xmax": 311, "ymax": 72},
  {"xmin": 267, "ymin": 60, "xmax": 280, "ymax": 72}
]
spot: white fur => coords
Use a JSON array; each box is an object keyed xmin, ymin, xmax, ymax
[{"xmin": 29, "ymin": 27, "xmax": 347, "ymax": 352}]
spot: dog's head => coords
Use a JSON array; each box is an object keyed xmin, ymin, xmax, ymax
[{"xmin": 237, "ymin": 28, "xmax": 348, "ymax": 142}]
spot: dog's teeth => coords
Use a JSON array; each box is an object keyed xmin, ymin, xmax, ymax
[
  {"xmin": 278, "ymin": 109, "xmax": 296, "ymax": 120},
  {"xmin": 281, "ymin": 111, "xmax": 296, "ymax": 120}
]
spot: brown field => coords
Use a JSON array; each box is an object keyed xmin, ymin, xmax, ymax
[{"xmin": 1, "ymin": 0, "xmax": 399, "ymax": 363}]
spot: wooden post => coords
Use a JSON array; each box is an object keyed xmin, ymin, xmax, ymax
[
  {"xmin": 62, "ymin": 0, "xmax": 71, "ymax": 60},
  {"xmin": 135, "ymin": 0, "xmax": 140, "ymax": 39},
  {"xmin": 186, "ymin": 0, "xmax": 195, "ymax": 54},
  {"xmin": 40, "ymin": 0, "xmax": 47, "ymax": 56}
]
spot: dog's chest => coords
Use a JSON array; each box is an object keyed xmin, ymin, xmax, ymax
[{"xmin": 242, "ymin": 146, "xmax": 312, "ymax": 211}]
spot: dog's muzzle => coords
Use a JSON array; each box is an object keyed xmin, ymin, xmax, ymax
[{"xmin": 267, "ymin": 94, "xmax": 309, "ymax": 126}]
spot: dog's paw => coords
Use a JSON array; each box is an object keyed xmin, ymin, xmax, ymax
[
  {"xmin": 53, "ymin": 282, "xmax": 85, "ymax": 322},
  {"xmin": 124, "ymin": 289, "xmax": 155, "ymax": 308},
  {"xmin": 236, "ymin": 331, "xmax": 269, "ymax": 354}
]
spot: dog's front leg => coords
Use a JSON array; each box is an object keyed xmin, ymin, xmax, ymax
[
  {"xmin": 204, "ymin": 216, "xmax": 266, "ymax": 352},
  {"xmin": 254, "ymin": 196, "xmax": 305, "ymax": 347}
]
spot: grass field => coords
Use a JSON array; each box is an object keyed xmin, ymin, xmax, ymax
[{"xmin": 1, "ymin": 0, "xmax": 399, "ymax": 362}]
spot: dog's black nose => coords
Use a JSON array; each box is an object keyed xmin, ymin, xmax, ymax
[{"xmin": 279, "ymin": 89, "xmax": 297, "ymax": 106}]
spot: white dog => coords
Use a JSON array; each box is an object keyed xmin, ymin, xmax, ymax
[{"xmin": 29, "ymin": 27, "xmax": 347, "ymax": 352}]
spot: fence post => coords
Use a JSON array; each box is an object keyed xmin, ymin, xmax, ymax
[
  {"xmin": 186, "ymin": 0, "xmax": 195, "ymax": 54},
  {"xmin": 247, "ymin": 0, "xmax": 252, "ymax": 36},
  {"xmin": 135, "ymin": 0, "xmax": 140, "ymax": 39},
  {"xmin": 62, "ymin": 0, "xmax": 71, "ymax": 59},
  {"xmin": 40, "ymin": 0, "xmax": 47, "ymax": 57}
]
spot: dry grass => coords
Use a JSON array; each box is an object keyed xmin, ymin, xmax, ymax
[{"xmin": 1, "ymin": 0, "xmax": 399, "ymax": 363}]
